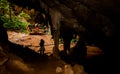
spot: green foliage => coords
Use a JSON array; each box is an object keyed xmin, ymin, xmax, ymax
[
  {"xmin": 0, "ymin": 14, "xmax": 9, "ymax": 22},
  {"xmin": 3, "ymin": 17, "xmax": 29, "ymax": 31},
  {"xmin": 0, "ymin": 0, "xmax": 9, "ymax": 9},
  {"xmin": 59, "ymin": 38, "xmax": 63, "ymax": 44},
  {"xmin": 0, "ymin": 0, "xmax": 31, "ymax": 33},
  {"xmin": 0, "ymin": 13, "xmax": 30, "ymax": 33},
  {"xmin": 19, "ymin": 11, "xmax": 31, "ymax": 20},
  {"xmin": 71, "ymin": 38, "xmax": 76, "ymax": 43}
]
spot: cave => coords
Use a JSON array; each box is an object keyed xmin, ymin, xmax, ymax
[{"xmin": 0, "ymin": 0, "xmax": 119, "ymax": 74}]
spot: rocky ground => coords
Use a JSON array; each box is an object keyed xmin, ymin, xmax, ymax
[
  {"xmin": 0, "ymin": 31, "xmax": 104, "ymax": 74},
  {"xmin": 7, "ymin": 31, "xmax": 103, "ymax": 57}
]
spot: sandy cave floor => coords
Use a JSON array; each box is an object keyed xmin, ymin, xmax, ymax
[
  {"xmin": 7, "ymin": 31, "xmax": 103, "ymax": 56},
  {"xmin": 1, "ymin": 31, "xmax": 104, "ymax": 74}
]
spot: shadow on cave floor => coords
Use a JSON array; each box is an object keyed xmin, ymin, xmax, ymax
[
  {"xmin": 84, "ymin": 55, "xmax": 106, "ymax": 74},
  {"xmin": 6, "ymin": 41, "xmax": 107, "ymax": 74},
  {"xmin": 4, "ymin": 41, "xmax": 62, "ymax": 74},
  {"xmin": 59, "ymin": 50, "xmax": 106, "ymax": 74},
  {"xmin": 9, "ymin": 41, "xmax": 43, "ymax": 62}
]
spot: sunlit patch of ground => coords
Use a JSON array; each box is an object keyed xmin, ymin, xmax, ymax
[
  {"xmin": 86, "ymin": 46, "xmax": 103, "ymax": 58},
  {"xmin": 2, "ymin": 31, "xmax": 104, "ymax": 74},
  {"xmin": 7, "ymin": 31, "xmax": 103, "ymax": 57}
]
